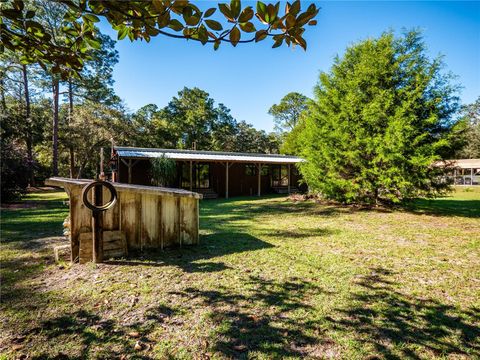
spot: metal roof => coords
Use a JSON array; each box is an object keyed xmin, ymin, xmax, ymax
[
  {"xmin": 438, "ymin": 159, "xmax": 480, "ymax": 169},
  {"xmin": 115, "ymin": 147, "xmax": 303, "ymax": 164}
]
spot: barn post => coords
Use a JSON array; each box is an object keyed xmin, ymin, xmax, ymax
[
  {"xmin": 288, "ymin": 164, "xmax": 291, "ymax": 194},
  {"xmin": 225, "ymin": 161, "xmax": 229, "ymax": 199},
  {"xmin": 128, "ymin": 159, "xmax": 132, "ymax": 184},
  {"xmin": 189, "ymin": 160, "xmax": 193, "ymax": 191},
  {"xmin": 257, "ymin": 163, "xmax": 262, "ymax": 197}
]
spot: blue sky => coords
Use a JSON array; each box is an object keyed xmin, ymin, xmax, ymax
[{"xmin": 99, "ymin": 1, "xmax": 480, "ymax": 131}]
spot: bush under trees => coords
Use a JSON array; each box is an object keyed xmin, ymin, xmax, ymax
[{"xmin": 296, "ymin": 31, "xmax": 460, "ymax": 205}]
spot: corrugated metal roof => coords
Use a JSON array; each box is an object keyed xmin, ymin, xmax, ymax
[
  {"xmin": 434, "ymin": 159, "xmax": 480, "ymax": 169},
  {"xmin": 115, "ymin": 147, "xmax": 303, "ymax": 164},
  {"xmin": 446, "ymin": 159, "xmax": 480, "ymax": 169}
]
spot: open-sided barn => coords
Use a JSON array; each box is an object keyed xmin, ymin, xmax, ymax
[{"xmin": 111, "ymin": 147, "xmax": 306, "ymax": 198}]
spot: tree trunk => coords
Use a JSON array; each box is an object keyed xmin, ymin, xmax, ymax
[
  {"xmin": 52, "ymin": 78, "xmax": 59, "ymax": 176},
  {"xmin": 22, "ymin": 65, "xmax": 35, "ymax": 187},
  {"xmin": 68, "ymin": 79, "xmax": 75, "ymax": 178},
  {"xmin": 0, "ymin": 76, "xmax": 6, "ymax": 111}
]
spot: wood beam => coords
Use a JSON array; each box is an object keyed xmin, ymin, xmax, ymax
[
  {"xmin": 288, "ymin": 164, "xmax": 291, "ymax": 194},
  {"xmin": 128, "ymin": 159, "xmax": 132, "ymax": 184},
  {"xmin": 257, "ymin": 163, "xmax": 262, "ymax": 197},
  {"xmin": 189, "ymin": 160, "xmax": 193, "ymax": 191},
  {"xmin": 226, "ymin": 161, "xmax": 229, "ymax": 199}
]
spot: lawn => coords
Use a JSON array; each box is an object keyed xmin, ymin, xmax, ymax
[{"xmin": 1, "ymin": 188, "xmax": 479, "ymax": 359}]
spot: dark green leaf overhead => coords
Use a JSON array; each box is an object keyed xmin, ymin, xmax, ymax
[{"xmin": 1, "ymin": 0, "xmax": 319, "ymax": 77}]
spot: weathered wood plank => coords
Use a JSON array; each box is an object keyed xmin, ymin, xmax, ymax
[
  {"xmin": 46, "ymin": 177, "xmax": 201, "ymax": 259},
  {"xmin": 120, "ymin": 192, "xmax": 139, "ymax": 249},
  {"xmin": 161, "ymin": 196, "xmax": 177, "ymax": 247}
]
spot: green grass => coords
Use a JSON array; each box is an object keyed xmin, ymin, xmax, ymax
[{"xmin": 1, "ymin": 187, "xmax": 479, "ymax": 359}]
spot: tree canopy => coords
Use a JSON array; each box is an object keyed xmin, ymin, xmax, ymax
[
  {"xmin": 2, "ymin": 0, "xmax": 319, "ymax": 77},
  {"xmin": 129, "ymin": 87, "xmax": 280, "ymax": 154},
  {"xmin": 268, "ymin": 91, "xmax": 309, "ymax": 132},
  {"xmin": 296, "ymin": 30, "xmax": 460, "ymax": 204},
  {"xmin": 453, "ymin": 97, "xmax": 480, "ymax": 159}
]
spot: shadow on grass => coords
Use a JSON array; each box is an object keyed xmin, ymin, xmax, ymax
[
  {"xmin": 405, "ymin": 198, "xmax": 480, "ymax": 218},
  {"xmin": 28, "ymin": 308, "xmax": 165, "ymax": 359},
  {"xmin": 106, "ymin": 232, "xmax": 275, "ymax": 273},
  {"xmin": 327, "ymin": 267, "xmax": 480, "ymax": 358},
  {"xmin": 171, "ymin": 275, "xmax": 334, "ymax": 359}
]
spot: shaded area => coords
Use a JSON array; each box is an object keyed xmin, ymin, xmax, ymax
[
  {"xmin": 327, "ymin": 267, "xmax": 480, "ymax": 358},
  {"xmin": 27, "ymin": 308, "xmax": 170, "ymax": 359},
  {"xmin": 107, "ymin": 232, "xmax": 274, "ymax": 273},
  {"xmin": 171, "ymin": 275, "xmax": 336, "ymax": 359},
  {"xmin": 405, "ymin": 198, "xmax": 480, "ymax": 218}
]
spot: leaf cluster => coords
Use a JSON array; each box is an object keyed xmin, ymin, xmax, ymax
[{"xmin": 1, "ymin": 0, "xmax": 319, "ymax": 76}]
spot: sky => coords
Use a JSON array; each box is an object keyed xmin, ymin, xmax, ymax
[{"xmin": 99, "ymin": 1, "xmax": 480, "ymax": 132}]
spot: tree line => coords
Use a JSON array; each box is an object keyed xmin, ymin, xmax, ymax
[{"xmin": 0, "ymin": 35, "xmax": 280, "ymax": 201}]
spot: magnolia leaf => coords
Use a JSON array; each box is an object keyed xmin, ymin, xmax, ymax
[
  {"xmin": 168, "ymin": 19, "xmax": 184, "ymax": 31},
  {"xmin": 272, "ymin": 37, "xmax": 283, "ymax": 48},
  {"xmin": 205, "ymin": 19, "xmax": 223, "ymax": 31},
  {"xmin": 238, "ymin": 6, "xmax": 254, "ymax": 22},
  {"xmin": 152, "ymin": 0, "xmax": 165, "ymax": 12},
  {"xmin": 295, "ymin": 35, "xmax": 306, "ymax": 50},
  {"xmin": 184, "ymin": 14, "xmax": 201, "ymax": 26},
  {"xmin": 285, "ymin": 14, "xmax": 295, "ymax": 29},
  {"xmin": 158, "ymin": 12, "xmax": 170, "ymax": 28},
  {"xmin": 255, "ymin": 29, "xmax": 268, "ymax": 42},
  {"xmin": 219, "ymin": 3, "xmax": 233, "ymax": 21},
  {"xmin": 82, "ymin": 14, "xmax": 100, "ymax": 23},
  {"xmin": 239, "ymin": 22, "xmax": 256, "ymax": 33},
  {"xmin": 118, "ymin": 27, "xmax": 128, "ymax": 40},
  {"xmin": 289, "ymin": 0, "xmax": 301, "ymax": 16},
  {"xmin": 257, "ymin": 1, "xmax": 267, "ymax": 17},
  {"xmin": 230, "ymin": 0, "xmax": 241, "ymax": 19},
  {"xmin": 308, "ymin": 20, "xmax": 317, "ymax": 26},
  {"xmin": 204, "ymin": 7, "xmax": 216, "ymax": 17},
  {"xmin": 214, "ymin": 40, "xmax": 220, "ymax": 50},
  {"xmin": 197, "ymin": 25, "xmax": 209, "ymax": 44},
  {"xmin": 229, "ymin": 26, "xmax": 240, "ymax": 46}
]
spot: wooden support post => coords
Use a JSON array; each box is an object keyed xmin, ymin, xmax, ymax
[
  {"xmin": 128, "ymin": 159, "xmax": 132, "ymax": 184},
  {"xmin": 225, "ymin": 161, "xmax": 229, "ymax": 199},
  {"xmin": 92, "ymin": 184, "xmax": 103, "ymax": 263},
  {"xmin": 257, "ymin": 163, "xmax": 262, "ymax": 197},
  {"xmin": 471, "ymin": 168, "xmax": 474, "ymax": 185},
  {"xmin": 287, "ymin": 164, "xmax": 291, "ymax": 194},
  {"xmin": 190, "ymin": 160, "xmax": 193, "ymax": 191}
]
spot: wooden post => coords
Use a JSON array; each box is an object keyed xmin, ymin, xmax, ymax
[
  {"xmin": 287, "ymin": 164, "xmax": 291, "ymax": 194},
  {"xmin": 257, "ymin": 163, "xmax": 262, "ymax": 197},
  {"xmin": 190, "ymin": 161, "xmax": 193, "ymax": 191},
  {"xmin": 226, "ymin": 161, "xmax": 229, "ymax": 199},
  {"xmin": 99, "ymin": 147, "xmax": 105, "ymax": 180},
  {"xmin": 92, "ymin": 184, "xmax": 103, "ymax": 263},
  {"xmin": 128, "ymin": 159, "xmax": 132, "ymax": 184}
]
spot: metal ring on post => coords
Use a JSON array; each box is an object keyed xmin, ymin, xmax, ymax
[{"xmin": 82, "ymin": 181, "xmax": 117, "ymax": 212}]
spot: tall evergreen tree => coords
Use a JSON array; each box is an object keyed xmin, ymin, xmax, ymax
[{"xmin": 298, "ymin": 31, "xmax": 460, "ymax": 204}]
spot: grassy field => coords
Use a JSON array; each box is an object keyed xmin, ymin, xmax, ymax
[{"xmin": 1, "ymin": 188, "xmax": 479, "ymax": 359}]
